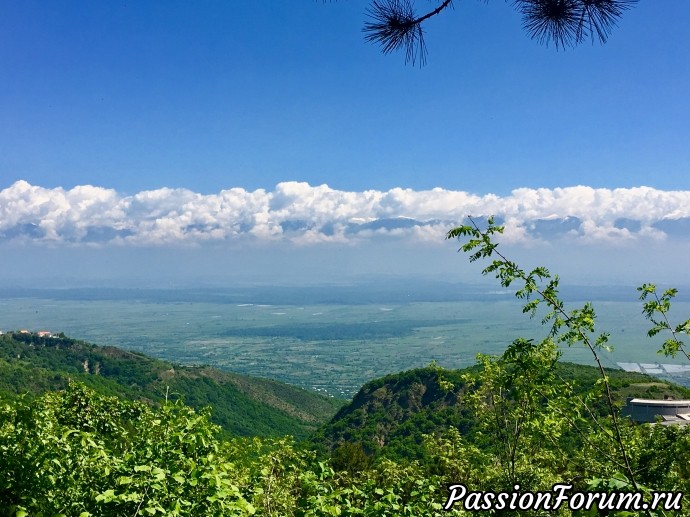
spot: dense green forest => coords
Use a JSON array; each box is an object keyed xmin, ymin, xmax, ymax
[
  {"xmin": 1, "ymin": 331, "xmax": 689, "ymax": 515},
  {"xmin": 0, "ymin": 332, "xmax": 341, "ymax": 439},
  {"xmin": 310, "ymin": 363, "xmax": 690, "ymax": 464}
]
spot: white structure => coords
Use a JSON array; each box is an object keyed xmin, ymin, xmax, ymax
[{"xmin": 623, "ymin": 398, "xmax": 690, "ymax": 425}]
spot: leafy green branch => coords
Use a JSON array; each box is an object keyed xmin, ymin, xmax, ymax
[
  {"xmin": 446, "ymin": 216, "xmax": 641, "ymax": 494},
  {"xmin": 638, "ymin": 283, "xmax": 690, "ymax": 361}
]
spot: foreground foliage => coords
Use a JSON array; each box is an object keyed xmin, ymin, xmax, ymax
[
  {"xmin": 445, "ymin": 216, "xmax": 690, "ymax": 513},
  {"xmin": 1, "ymin": 373, "xmax": 689, "ymax": 515},
  {"xmin": 0, "ymin": 384, "xmax": 459, "ymax": 516}
]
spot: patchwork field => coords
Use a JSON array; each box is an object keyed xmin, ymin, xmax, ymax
[{"xmin": 2, "ymin": 292, "xmax": 689, "ymax": 397}]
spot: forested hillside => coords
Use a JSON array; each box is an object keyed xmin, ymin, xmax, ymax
[
  {"xmin": 0, "ymin": 332, "xmax": 342, "ymax": 438},
  {"xmin": 2, "ymin": 358, "xmax": 689, "ymax": 515},
  {"xmin": 311, "ymin": 363, "xmax": 690, "ymax": 464}
]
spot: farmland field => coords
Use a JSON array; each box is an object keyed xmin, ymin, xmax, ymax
[{"xmin": 2, "ymin": 288, "xmax": 689, "ymax": 397}]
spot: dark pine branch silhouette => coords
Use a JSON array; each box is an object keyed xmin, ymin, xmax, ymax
[
  {"xmin": 359, "ymin": 0, "xmax": 637, "ymax": 64},
  {"xmin": 363, "ymin": 0, "xmax": 454, "ymax": 66},
  {"xmin": 518, "ymin": 0, "xmax": 638, "ymax": 49}
]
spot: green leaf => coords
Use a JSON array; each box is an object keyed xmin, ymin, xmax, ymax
[{"xmin": 96, "ymin": 489, "xmax": 116, "ymax": 502}]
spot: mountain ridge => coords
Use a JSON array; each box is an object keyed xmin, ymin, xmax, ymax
[
  {"xmin": 0, "ymin": 331, "xmax": 343, "ymax": 438},
  {"xmin": 311, "ymin": 362, "xmax": 690, "ymax": 462}
]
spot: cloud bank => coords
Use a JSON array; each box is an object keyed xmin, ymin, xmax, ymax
[{"xmin": 2, "ymin": 180, "xmax": 690, "ymax": 247}]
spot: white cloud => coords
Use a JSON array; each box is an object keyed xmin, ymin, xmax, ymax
[{"xmin": 2, "ymin": 181, "xmax": 690, "ymax": 247}]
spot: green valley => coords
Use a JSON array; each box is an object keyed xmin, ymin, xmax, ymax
[{"xmin": 0, "ymin": 331, "xmax": 342, "ymax": 439}]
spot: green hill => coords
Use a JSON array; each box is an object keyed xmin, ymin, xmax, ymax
[
  {"xmin": 311, "ymin": 362, "xmax": 690, "ymax": 461},
  {"xmin": 1, "ymin": 334, "xmax": 689, "ymax": 514},
  {"xmin": 0, "ymin": 331, "xmax": 343, "ymax": 439}
]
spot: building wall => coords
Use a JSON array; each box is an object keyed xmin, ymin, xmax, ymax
[{"xmin": 625, "ymin": 400, "xmax": 690, "ymax": 423}]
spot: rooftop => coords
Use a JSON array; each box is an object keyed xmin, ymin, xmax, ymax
[{"xmin": 628, "ymin": 398, "xmax": 690, "ymax": 407}]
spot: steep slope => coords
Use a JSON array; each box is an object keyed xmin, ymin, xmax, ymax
[
  {"xmin": 310, "ymin": 366, "xmax": 475, "ymax": 460},
  {"xmin": 311, "ymin": 363, "xmax": 690, "ymax": 460},
  {"xmin": 0, "ymin": 332, "xmax": 343, "ymax": 438}
]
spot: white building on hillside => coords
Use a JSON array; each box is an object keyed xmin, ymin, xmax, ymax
[{"xmin": 623, "ymin": 397, "xmax": 690, "ymax": 425}]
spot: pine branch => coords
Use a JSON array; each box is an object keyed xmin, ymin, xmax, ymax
[
  {"xmin": 359, "ymin": 0, "xmax": 637, "ymax": 65},
  {"xmin": 516, "ymin": 0, "xmax": 638, "ymax": 49},
  {"xmin": 363, "ymin": 0, "xmax": 454, "ymax": 66}
]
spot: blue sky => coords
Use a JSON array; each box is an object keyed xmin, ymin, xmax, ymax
[
  {"xmin": 2, "ymin": 1, "xmax": 690, "ymax": 287},
  {"xmin": 3, "ymin": 0, "xmax": 689, "ymax": 194}
]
